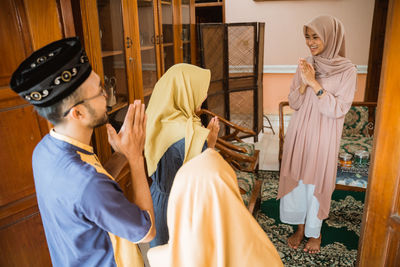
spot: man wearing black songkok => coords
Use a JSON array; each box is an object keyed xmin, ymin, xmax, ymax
[{"xmin": 10, "ymin": 37, "xmax": 155, "ymax": 266}]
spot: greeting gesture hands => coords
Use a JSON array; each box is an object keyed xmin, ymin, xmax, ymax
[
  {"xmin": 299, "ymin": 58, "xmax": 317, "ymax": 87},
  {"xmin": 106, "ymin": 100, "xmax": 147, "ymax": 160},
  {"xmin": 207, "ymin": 116, "xmax": 220, "ymax": 148}
]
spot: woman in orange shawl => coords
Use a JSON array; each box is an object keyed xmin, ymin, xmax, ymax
[{"xmin": 147, "ymin": 149, "xmax": 283, "ymax": 267}]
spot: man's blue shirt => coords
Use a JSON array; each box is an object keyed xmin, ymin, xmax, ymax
[{"xmin": 32, "ymin": 130, "xmax": 151, "ymax": 266}]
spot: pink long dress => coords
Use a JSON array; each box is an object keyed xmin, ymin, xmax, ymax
[{"xmin": 277, "ymin": 62, "xmax": 357, "ymax": 220}]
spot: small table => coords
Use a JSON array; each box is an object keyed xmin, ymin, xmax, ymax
[{"xmin": 336, "ymin": 163, "xmax": 369, "ymax": 191}]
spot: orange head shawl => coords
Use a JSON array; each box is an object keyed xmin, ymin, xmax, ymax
[
  {"xmin": 147, "ymin": 149, "xmax": 283, "ymax": 267},
  {"xmin": 144, "ymin": 63, "xmax": 211, "ymax": 177}
]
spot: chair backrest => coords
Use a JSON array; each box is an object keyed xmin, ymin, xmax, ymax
[
  {"xmin": 342, "ymin": 102, "xmax": 377, "ymax": 138},
  {"xmin": 197, "ymin": 109, "xmax": 259, "ymax": 173}
]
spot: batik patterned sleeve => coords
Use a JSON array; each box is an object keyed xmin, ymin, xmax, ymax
[{"xmin": 80, "ymin": 174, "xmax": 152, "ymax": 243}]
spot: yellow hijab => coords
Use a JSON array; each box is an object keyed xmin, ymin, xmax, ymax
[
  {"xmin": 145, "ymin": 63, "xmax": 211, "ymax": 176},
  {"xmin": 147, "ymin": 149, "xmax": 283, "ymax": 267}
]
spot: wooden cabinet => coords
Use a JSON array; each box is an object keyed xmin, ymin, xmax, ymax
[
  {"xmin": 137, "ymin": 0, "xmax": 196, "ymax": 103},
  {"xmin": 78, "ymin": 0, "xmax": 198, "ymax": 107},
  {"xmin": 180, "ymin": 0, "xmax": 193, "ymax": 64},
  {"xmin": 1, "ymin": 0, "xmax": 198, "ymax": 264},
  {"xmin": 194, "ymin": 0, "xmax": 225, "ymax": 24},
  {"xmin": 137, "ymin": 0, "xmax": 160, "ymax": 101},
  {"xmin": 72, "ymin": 0, "xmax": 135, "ymax": 162},
  {"xmin": 193, "ymin": 0, "xmax": 224, "ymax": 65},
  {"xmin": 73, "ymin": 0, "xmax": 198, "ymax": 161},
  {"xmin": 115, "ymin": 169, "xmax": 134, "ymax": 202},
  {"xmin": 97, "ymin": 0, "xmax": 132, "ymax": 109},
  {"xmin": 0, "ymin": 0, "xmax": 62, "ymax": 266}
]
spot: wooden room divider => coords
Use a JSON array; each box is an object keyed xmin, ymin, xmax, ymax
[{"xmin": 198, "ymin": 22, "xmax": 265, "ymax": 141}]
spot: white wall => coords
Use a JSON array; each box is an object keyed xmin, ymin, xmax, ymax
[{"xmin": 225, "ymin": 0, "xmax": 374, "ymax": 66}]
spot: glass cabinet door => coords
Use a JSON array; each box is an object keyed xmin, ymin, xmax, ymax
[
  {"xmin": 160, "ymin": 0, "xmax": 174, "ymax": 72},
  {"xmin": 97, "ymin": 0, "xmax": 129, "ymax": 111},
  {"xmin": 137, "ymin": 0, "xmax": 158, "ymax": 104},
  {"xmin": 96, "ymin": 0, "xmax": 134, "ymax": 133},
  {"xmin": 181, "ymin": 0, "xmax": 191, "ymax": 63}
]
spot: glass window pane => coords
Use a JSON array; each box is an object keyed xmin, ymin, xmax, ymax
[
  {"xmin": 138, "ymin": 0, "xmax": 158, "ymax": 104},
  {"xmin": 97, "ymin": 0, "xmax": 129, "ymax": 108},
  {"xmin": 161, "ymin": 1, "xmax": 174, "ymax": 71}
]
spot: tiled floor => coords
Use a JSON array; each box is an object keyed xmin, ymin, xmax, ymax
[
  {"xmin": 243, "ymin": 114, "xmax": 288, "ymax": 171},
  {"xmin": 257, "ymin": 132, "xmax": 280, "ymax": 171},
  {"xmin": 243, "ymin": 131, "xmax": 280, "ymax": 171}
]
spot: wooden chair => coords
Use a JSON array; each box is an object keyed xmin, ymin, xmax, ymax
[
  {"xmin": 105, "ymin": 109, "xmax": 262, "ymax": 214},
  {"xmin": 278, "ymin": 101, "xmax": 290, "ymax": 168},
  {"xmin": 197, "ymin": 109, "xmax": 261, "ymax": 214}
]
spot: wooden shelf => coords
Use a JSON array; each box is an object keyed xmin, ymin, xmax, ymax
[
  {"xmin": 102, "ymin": 50, "xmax": 123, "ymax": 58},
  {"xmin": 183, "ymin": 40, "xmax": 191, "ymax": 44},
  {"xmin": 195, "ymin": 2, "xmax": 223, "ymax": 7},
  {"xmin": 163, "ymin": 42, "xmax": 173, "ymax": 47},
  {"xmin": 140, "ymin": 45, "xmax": 154, "ymax": 51},
  {"xmin": 161, "ymin": 1, "xmax": 172, "ymax": 5},
  {"xmin": 107, "ymin": 101, "xmax": 128, "ymax": 115},
  {"xmin": 138, "ymin": 0, "xmax": 152, "ymax": 7}
]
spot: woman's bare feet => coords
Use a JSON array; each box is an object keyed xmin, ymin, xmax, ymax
[
  {"xmin": 287, "ymin": 224, "xmax": 305, "ymax": 249},
  {"xmin": 304, "ymin": 235, "xmax": 321, "ymax": 254}
]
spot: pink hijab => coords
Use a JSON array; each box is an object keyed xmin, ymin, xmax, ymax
[{"xmin": 304, "ymin": 15, "xmax": 355, "ymax": 78}]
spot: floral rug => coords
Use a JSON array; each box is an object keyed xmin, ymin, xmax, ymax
[{"xmin": 256, "ymin": 171, "xmax": 365, "ymax": 266}]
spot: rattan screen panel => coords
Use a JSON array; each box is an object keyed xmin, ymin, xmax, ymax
[
  {"xmin": 206, "ymin": 93, "xmax": 225, "ymax": 119},
  {"xmin": 208, "ymin": 80, "xmax": 224, "ymax": 95},
  {"xmin": 228, "ymin": 77, "xmax": 255, "ymax": 91},
  {"xmin": 229, "ymin": 90, "xmax": 254, "ymax": 132},
  {"xmin": 228, "ymin": 25, "xmax": 255, "ymax": 78},
  {"xmin": 256, "ymin": 23, "xmax": 265, "ymax": 132},
  {"xmin": 199, "ymin": 24, "xmax": 224, "ymax": 81},
  {"xmin": 199, "ymin": 22, "xmax": 265, "ymax": 138}
]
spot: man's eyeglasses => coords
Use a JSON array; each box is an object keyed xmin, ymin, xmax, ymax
[{"xmin": 63, "ymin": 87, "xmax": 107, "ymax": 117}]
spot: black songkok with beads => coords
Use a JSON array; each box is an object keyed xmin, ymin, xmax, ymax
[{"xmin": 10, "ymin": 37, "xmax": 92, "ymax": 107}]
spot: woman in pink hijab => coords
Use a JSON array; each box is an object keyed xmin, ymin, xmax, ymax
[{"xmin": 277, "ymin": 15, "xmax": 357, "ymax": 253}]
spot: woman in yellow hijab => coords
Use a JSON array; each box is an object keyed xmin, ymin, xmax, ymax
[
  {"xmin": 147, "ymin": 149, "xmax": 283, "ymax": 267},
  {"xmin": 145, "ymin": 63, "xmax": 220, "ymax": 247}
]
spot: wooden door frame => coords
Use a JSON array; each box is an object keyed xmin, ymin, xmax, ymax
[
  {"xmin": 156, "ymin": 0, "xmax": 166, "ymax": 74},
  {"xmin": 357, "ymin": 0, "xmax": 400, "ymax": 265},
  {"xmin": 74, "ymin": 0, "xmax": 111, "ymax": 163},
  {"xmin": 152, "ymin": 0, "xmax": 163, "ymax": 79},
  {"xmin": 364, "ymin": 0, "xmax": 389, "ymax": 102},
  {"xmin": 173, "ymin": 0, "xmax": 182, "ymax": 63},
  {"xmin": 124, "ymin": 0, "xmax": 144, "ymax": 101},
  {"xmin": 190, "ymin": 0, "xmax": 196, "ymax": 64},
  {"xmin": 0, "ymin": 0, "xmax": 65, "ymax": 264}
]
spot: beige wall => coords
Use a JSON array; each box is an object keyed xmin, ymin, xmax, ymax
[
  {"xmin": 225, "ymin": 0, "xmax": 374, "ymax": 65},
  {"xmin": 225, "ymin": 0, "xmax": 374, "ymax": 114}
]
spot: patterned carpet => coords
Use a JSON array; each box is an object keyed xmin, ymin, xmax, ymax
[{"xmin": 256, "ymin": 171, "xmax": 365, "ymax": 266}]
